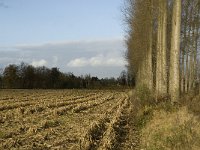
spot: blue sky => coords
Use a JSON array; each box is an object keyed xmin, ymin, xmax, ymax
[{"xmin": 0, "ymin": 0, "xmax": 127, "ymax": 78}]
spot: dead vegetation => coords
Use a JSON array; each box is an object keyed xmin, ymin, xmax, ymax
[
  {"xmin": 0, "ymin": 89, "xmax": 131, "ymax": 149},
  {"xmin": 80, "ymin": 94, "xmax": 131, "ymax": 150},
  {"xmin": 131, "ymin": 87, "xmax": 200, "ymax": 150},
  {"xmin": 140, "ymin": 106, "xmax": 200, "ymax": 150}
]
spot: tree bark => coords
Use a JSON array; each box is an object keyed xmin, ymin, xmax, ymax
[
  {"xmin": 156, "ymin": 0, "xmax": 167, "ymax": 99},
  {"xmin": 181, "ymin": 4, "xmax": 189, "ymax": 94},
  {"xmin": 135, "ymin": 0, "xmax": 153, "ymax": 91},
  {"xmin": 145, "ymin": 0, "xmax": 153, "ymax": 90},
  {"xmin": 169, "ymin": 0, "xmax": 182, "ymax": 102},
  {"xmin": 194, "ymin": 9, "xmax": 199, "ymax": 91},
  {"xmin": 189, "ymin": 22, "xmax": 196, "ymax": 91},
  {"xmin": 185, "ymin": 17, "xmax": 192, "ymax": 93}
]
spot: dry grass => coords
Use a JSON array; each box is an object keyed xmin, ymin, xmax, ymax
[
  {"xmin": 130, "ymin": 86, "xmax": 200, "ymax": 150},
  {"xmin": 181, "ymin": 94, "xmax": 200, "ymax": 117},
  {"xmin": 140, "ymin": 106, "xmax": 200, "ymax": 150}
]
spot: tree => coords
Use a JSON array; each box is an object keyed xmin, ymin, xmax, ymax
[
  {"xmin": 50, "ymin": 67, "xmax": 61, "ymax": 88},
  {"xmin": 118, "ymin": 70, "xmax": 127, "ymax": 86},
  {"xmin": 85, "ymin": 74, "xmax": 91, "ymax": 88},
  {"xmin": 156, "ymin": 0, "xmax": 168, "ymax": 98},
  {"xmin": 23, "ymin": 65, "xmax": 35, "ymax": 89},
  {"xmin": 3, "ymin": 64, "xmax": 19, "ymax": 88},
  {"xmin": 180, "ymin": 0, "xmax": 200, "ymax": 94},
  {"xmin": 34, "ymin": 66, "xmax": 51, "ymax": 88},
  {"xmin": 124, "ymin": 0, "xmax": 153, "ymax": 91},
  {"xmin": 123, "ymin": 0, "xmax": 200, "ymax": 103},
  {"xmin": 169, "ymin": 0, "xmax": 182, "ymax": 102},
  {"xmin": 180, "ymin": 0, "xmax": 189, "ymax": 93},
  {"xmin": 0, "ymin": 68, "xmax": 3, "ymax": 88}
]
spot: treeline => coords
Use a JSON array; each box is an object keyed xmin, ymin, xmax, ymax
[
  {"xmin": 0, "ymin": 63, "xmax": 134, "ymax": 89},
  {"xmin": 124, "ymin": 0, "xmax": 200, "ymax": 102}
]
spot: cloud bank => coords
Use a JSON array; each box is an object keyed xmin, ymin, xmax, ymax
[{"xmin": 0, "ymin": 38, "xmax": 127, "ymax": 78}]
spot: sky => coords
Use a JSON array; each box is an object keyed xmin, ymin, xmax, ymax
[{"xmin": 0, "ymin": 0, "xmax": 127, "ymax": 78}]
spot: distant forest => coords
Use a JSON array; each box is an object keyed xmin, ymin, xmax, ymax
[{"xmin": 0, "ymin": 62, "xmax": 134, "ymax": 89}]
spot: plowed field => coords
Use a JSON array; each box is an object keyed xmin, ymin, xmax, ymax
[{"xmin": 0, "ymin": 90, "xmax": 134, "ymax": 150}]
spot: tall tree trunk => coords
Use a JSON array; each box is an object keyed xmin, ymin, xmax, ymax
[
  {"xmin": 181, "ymin": 5, "xmax": 188, "ymax": 94},
  {"xmin": 185, "ymin": 18, "xmax": 192, "ymax": 93},
  {"xmin": 189, "ymin": 52, "xmax": 194, "ymax": 91},
  {"xmin": 136, "ymin": 50, "xmax": 146, "ymax": 87},
  {"xmin": 156, "ymin": 0, "xmax": 167, "ymax": 99},
  {"xmin": 180, "ymin": 50, "xmax": 185, "ymax": 93},
  {"xmin": 194, "ymin": 10, "xmax": 199, "ymax": 91},
  {"xmin": 136, "ymin": 0, "xmax": 153, "ymax": 91},
  {"xmin": 189, "ymin": 22, "xmax": 196, "ymax": 91},
  {"xmin": 145, "ymin": 0, "xmax": 153, "ymax": 90},
  {"xmin": 185, "ymin": 47, "xmax": 189, "ymax": 92},
  {"xmin": 169, "ymin": 0, "xmax": 182, "ymax": 102}
]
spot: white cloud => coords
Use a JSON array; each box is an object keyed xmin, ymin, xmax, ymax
[
  {"xmin": 67, "ymin": 55, "xmax": 127, "ymax": 67},
  {"xmin": 31, "ymin": 59, "xmax": 47, "ymax": 67},
  {"xmin": 67, "ymin": 58, "xmax": 88, "ymax": 67}
]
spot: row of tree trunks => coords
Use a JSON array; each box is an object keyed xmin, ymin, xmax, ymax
[
  {"xmin": 180, "ymin": 0, "xmax": 189, "ymax": 94},
  {"xmin": 181, "ymin": 0, "xmax": 200, "ymax": 94},
  {"xmin": 125, "ymin": 0, "xmax": 200, "ymax": 102}
]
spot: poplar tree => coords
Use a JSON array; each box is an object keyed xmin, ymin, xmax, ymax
[
  {"xmin": 169, "ymin": 0, "xmax": 182, "ymax": 102},
  {"xmin": 156, "ymin": 0, "xmax": 168, "ymax": 98}
]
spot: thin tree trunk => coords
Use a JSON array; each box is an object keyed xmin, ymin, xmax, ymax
[
  {"xmin": 181, "ymin": 50, "xmax": 185, "ymax": 93},
  {"xmin": 185, "ymin": 18, "xmax": 192, "ymax": 93},
  {"xmin": 189, "ymin": 52, "xmax": 194, "ymax": 91},
  {"xmin": 189, "ymin": 23, "xmax": 196, "ymax": 91},
  {"xmin": 181, "ymin": 6, "xmax": 188, "ymax": 94},
  {"xmin": 193, "ymin": 11, "xmax": 199, "ymax": 91},
  {"xmin": 169, "ymin": 0, "xmax": 182, "ymax": 102},
  {"xmin": 185, "ymin": 47, "xmax": 189, "ymax": 93}
]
